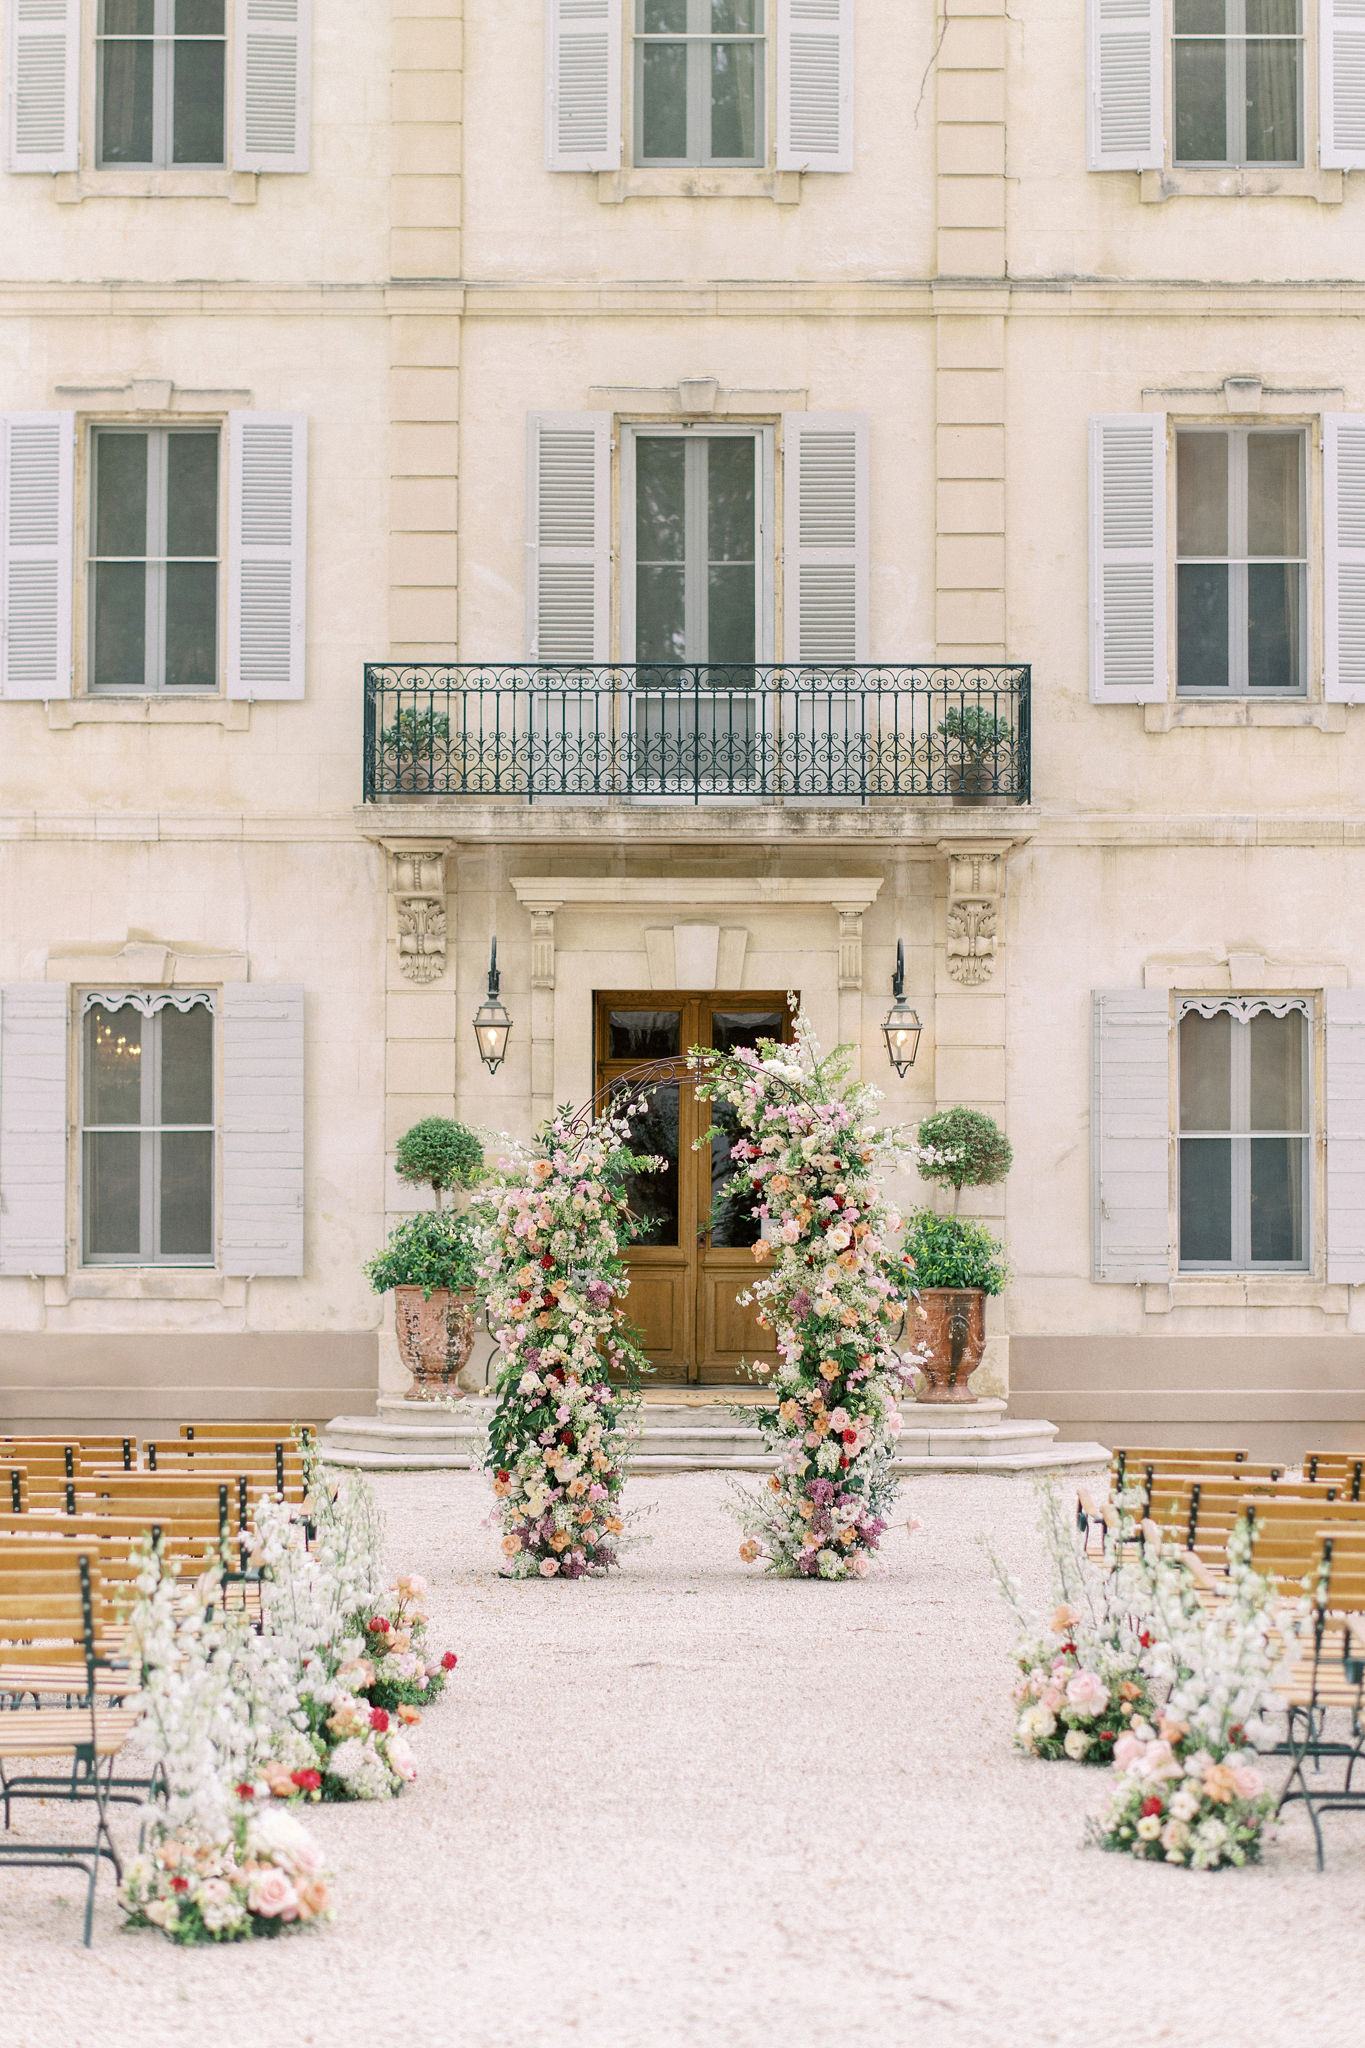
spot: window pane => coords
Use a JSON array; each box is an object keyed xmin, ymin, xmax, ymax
[
  {"xmin": 712, "ymin": 0, "xmax": 758, "ymax": 28},
  {"xmin": 711, "ymin": 40, "xmax": 758, "ymax": 160},
  {"xmin": 1177, "ymin": 564, "xmax": 1230, "ymax": 689},
  {"xmin": 1173, "ymin": 40, "xmax": 1228, "ymax": 161},
  {"xmin": 1180, "ymin": 1137, "xmax": 1233, "ymax": 1262},
  {"xmin": 1174, "ymin": 0, "xmax": 1226, "ymax": 29},
  {"xmin": 1250, "ymin": 1137, "xmax": 1304, "ymax": 1261},
  {"xmin": 160, "ymin": 1131, "xmax": 214, "ymax": 1256},
  {"xmin": 710, "ymin": 1010, "xmax": 785, "ymax": 1053},
  {"xmin": 84, "ymin": 1131, "xmax": 143, "ymax": 1257},
  {"xmin": 100, "ymin": 37, "xmax": 154, "ymax": 164},
  {"xmin": 1177, "ymin": 434, "xmax": 1228, "ymax": 557},
  {"xmin": 95, "ymin": 433, "xmax": 149, "ymax": 559},
  {"xmin": 608, "ymin": 1009, "xmax": 681, "ymax": 1058},
  {"xmin": 167, "ymin": 434, "xmax": 219, "ymax": 558},
  {"xmin": 92, "ymin": 563, "xmax": 147, "ymax": 689},
  {"xmin": 707, "ymin": 437, "xmax": 755, "ymax": 562},
  {"xmin": 172, "ymin": 37, "xmax": 225, "ymax": 163},
  {"xmin": 637, "ymin": 438, "xmax": 687, "ymax": 660},
  {"xmin": 1247, "ymin": 563, "xmax": 1301, "ymax": 690},
  {"xmin": 85, "ymin": 1006, "xmax": 145, "ymax": 1125},
  {"xmin": 617, "ymin": 1082, "xmax": 680, "ymax": 1246},
  {"xmin": 711, "ymin": 1095, "xmax": 759, "ymax": 1246},
  {"xmin": 165, "ymin": 563, "xmax": 218, "ymax": 687},
  {"xmin": 176, "ymin": 0, "xmax": 225, "ymax": 29},
  {"xmin": 707, "ymin": 566, "xmax": 755, "ymax": 663},
  {"xmin": 1245, "ymin": 40, "xmax": 1299, "ymax": 162},
  {"xmin": 1246, "ymin": 0, "xmax": 1298, "ymax": 27},
  {"xmin": 1249, "ymin": 1009, "xmax": 1305, "ymax": 1130},
  {"xmin": 1246, "ymin": 434, "xmax": 1302, "ymax": 556},
  {"xmin": 1180, "ymin": 1010, "xmax": 1231, "ymax": 1130},
  {"xmin": 640, "ymin": 42, "xmax": 688, "ymax": 158},
  {"xmin": 641, "ymin": 0, "xmax": 687, "ymax": 27},
  {"xmin": 159, "ymin": 1003, "xmax": 214, "ymax": 1124},
  {"xmin": 104, "ymin": 0, "xmax": 154, "ymax": 27}
]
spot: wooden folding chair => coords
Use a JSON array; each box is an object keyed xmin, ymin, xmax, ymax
[
  {"xmin": 1303, "ymin": 1453, "xmax": 1365, "ymax": 1501},
  {"xmin": 0, "ymin": 1547, "xmax": 139, "ymax": 1943},
  {"xmin": 1271, "ymin": 1531, "xmax": 1365, "ymax": 1869}
]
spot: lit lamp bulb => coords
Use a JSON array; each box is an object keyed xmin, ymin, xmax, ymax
[
  {"xmin": 472, "ymin": 937, "xmax": 512, "ymax": 1074},
  {"xmin": 881, "ymin": 940, "xmax": 921, "ymax": 1079}
]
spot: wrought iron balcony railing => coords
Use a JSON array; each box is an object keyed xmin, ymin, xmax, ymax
[{"xmin": 363, "ymin": 663, "xmax": 1031, "ymax": 806}]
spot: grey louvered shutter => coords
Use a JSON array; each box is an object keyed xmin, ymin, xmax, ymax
[
  {"xmin": 0, "ymin": 983, "xmax": 68, "ymax": 1277},
  {"xmin": 220, "ymin": 983, "xmax": 304, "ymax": 1277},
  {"xmin": 1325, "ymin": 989, "xmax": 1365, "ymax": 1282},
  {"xmin": 232, "ymin": 0, "xmax": 311, "ymax": 172},
  {"xmin": 0, "ymin": 411, "xmax": 74, "ymax": 699},
  {"xmin": 782, "ymin": 412, "xmax": 869, "ymax": 661},
  {"xmin": 1323, "ymin": 413, "xmax": 1365, "ymax": 702},
  {"xmin": 1089, "ymin": 413, "xmax": 1167, "ymax": 703},
  {"xmin": 1320, "ymin": 0, "xmax": 1365, "ymax": 169},
  {"xmin": 1091, "ymin": 990, "xmax": 1172, "ymax": 1282},
  {"xmin": 545, "ymin": 0, "xmax": 622, "ymax": 171},
  {"xmin": 1086, "ymin": 0, "xmax": 1162, "ymax": 170},
  {"xmin": 776, "ymin": 0, "xmax": 853, "ymax": 173},
  {"xmin": 5, "ymin": 0, "xmax": 79, "ymax": 173},
  {"xmin": 526, "ymin": 413, "xmax": 611, "ymax": 661},
  {"xmin": 226, "ymin": 412, "xmax": 307, "ymax": 699}
]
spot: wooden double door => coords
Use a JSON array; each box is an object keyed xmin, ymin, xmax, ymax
[{"xmin": 596, "ymin": 991, "xmax": 794, "ymax": 1385}]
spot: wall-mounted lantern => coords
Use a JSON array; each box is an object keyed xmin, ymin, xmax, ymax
[
  {"xmin": 472, "ymin": 938, "xmax": 512, "ymax": 1073},
  {"xmin": 881, "ymin": 940, "xmax": 922, "ymax": 1078}
]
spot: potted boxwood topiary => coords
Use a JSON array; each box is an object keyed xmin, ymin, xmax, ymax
[
  {"xmin": 369, "ymin": 1119, "xmax": 485, "ymax": 1398},
  {"xmin": 905, "ymin": 1107, "xmax": 1013, "ymax": 1402},
  {"xmin": 938, "ymin": 705, "xmax": 1016, "ymax": 807}
]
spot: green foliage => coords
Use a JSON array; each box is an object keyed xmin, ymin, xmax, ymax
[
  {"xmin": 383, "ymin": 706, "xmax": 450, "ymax": 752},
  {"xmin": 916, "ymin": 1105, "xmax": 1013, "ymax": 1198},
  {"xmin": 363, "ymin": 1210, "xmax": 479, "ymax": 1298},
  {"xmin": 901, "ymin": 1208, "xmax": 1009, "ymax": 1295},
  {"xmin": 394, "ymin": 1118, "xmax": 484, "ymax": 1204},
  {"xmin": 937, "ymin": 705, "xmax": 1015, "ymax": 756}
]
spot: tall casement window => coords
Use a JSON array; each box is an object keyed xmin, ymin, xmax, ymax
[
  {"xmin": 1172, "ymin": 0, "xmax": 1302, "ymax": 168},
  {"xmin": 634, "ymin": 0, "xmax": 765, "ymax": 166},
  {"xmin": 97, "ymin": 1, "xmax": 227, "ymax": 168},
  {"xmin": 1176, "ymin": 427, "xmax": 1306, "ymax": 695},
  {"xmin": 634, "ymin": 432, "xmax": 761, "ymax": 665},
  {"xmin": 81, "ymin": 994, "xmax": 215, "ymax": 1265},
  {"xmin": 89, "ymin": 426, "xmax": 220, "ymax": 693},
  {"xmin": 1178, "ymin": 1000, "xmax": 1310, "ymax": 1270}
]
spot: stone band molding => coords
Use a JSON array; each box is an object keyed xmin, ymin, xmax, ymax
[
  {"xmin": 510, "ymin": 876, "xmax": 884, "ymax": 909},
  {"xmin": 384, "ymin": 840, "xmax": 451, "ymax": 984},
  {"xmin": 938, "ymin": 839, "xmax": 1011, "ymax": 987}
]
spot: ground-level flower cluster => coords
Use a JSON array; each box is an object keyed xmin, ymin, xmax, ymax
[
  {"xmin": 1095, "ymin": 1725, "xmax": 1273, "ymax": 1868},
  {"xmin": 474, "ymin": 1108, "xmax": 656, "ymax": 1578},
  {"xmin": 120, "ymin": 1805, "xmax": 334, "ymax": 1944},
  {"xmin": 692, "ymin": 1007, "xmax": 925, "ymax": 1580}
]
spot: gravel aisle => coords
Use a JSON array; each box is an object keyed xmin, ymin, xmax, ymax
[{"xmin": 0, "ymin": 1469, "xmax": 1360, "ymax": 2048}]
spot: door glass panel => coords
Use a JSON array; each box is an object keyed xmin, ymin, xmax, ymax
[
  {"xmin": 618, "ymin": 1082, "xmax": 680, "ymax": 1246},
  {"xmin": 636, "ymin": 438, "xmax": 687, "ymax": 662},
  {"xmin": 1180, "ymin": 1138, "xmax": 1232, "ymax": 1261},
  {"xmin": 1180, "ymin": 1010, "xmax": 1231, "ymax": 1129},
  {"xmin": 1248, "ymin": 1009, "xmax": 1304, "ymax": 1129},
  {"xmin": 706, "ymin": 437, "xmax": 756, "ymax": 665},
  {"xmin": 710, "ymin": 1095, "xmax": 758, "ymax": 1246},
  {"xmin": 608, "ymin": 1010, "xmax": 681, "ymax": 1059},
  {"xmin": 710, "ymin": 1009, "xmax": 785, "ymax": 1053}
]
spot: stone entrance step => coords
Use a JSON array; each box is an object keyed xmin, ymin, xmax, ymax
[{"xmin": 319, "ymin": 1394, "xmax": 1108, "ymax": 1478}]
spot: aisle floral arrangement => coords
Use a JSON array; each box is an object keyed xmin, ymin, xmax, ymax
[
  {"xmin": 989, "ymin": 1485, "xmax": 1158, "ymax": 1764},
  {"xmin": 1090, "ymin": 1520, "xmax": 1283, "ymax": 1868},
  {"xmin": 474, "ymin": 1107, "xmax": 659, "ymax": 1579},
  {"xmin": 691, "ymin": 1006, "xmax": 924, "ymax": 1580}
]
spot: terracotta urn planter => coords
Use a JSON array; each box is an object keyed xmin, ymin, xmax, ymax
[
  {"xmin": 393, "ymin": 1285, "xmax": 476, "ymax": 1400},
  {"xmin": 914, "ymin": 1287, "xmax": 986, "ymax": 1402}
]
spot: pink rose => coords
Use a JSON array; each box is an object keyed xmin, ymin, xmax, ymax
[
  {"xmin": 1113, "ymin": 1733, "xmax": 1146, "ymax": 1771},
  {"xmin": 539, "ymin": 1558, "xmax": 559, "ymax": 1577},
  {"xmin": 1231, "ymin": 1765, "xmax": 1263, "ymax": 1800},
  {"xmin": 1040, "ymin": 1687, "xmax": 1065, "ymax": 1715},
  {"xmin": 248, "ymin": 1869, "xmax": 299, "ymax": 1920},
  {"xmin": 384, "ymin": 1733, "xmax": 418, "ymax": 1783},
  {"xmin": 1065, "ymin": 1670, "xmax": 1111, "ymax": 1718}
]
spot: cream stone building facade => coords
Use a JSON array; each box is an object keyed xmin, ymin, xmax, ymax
[{"xmin": 2, "ymin": 0, "xmax": 1364, "ymax": 1449}]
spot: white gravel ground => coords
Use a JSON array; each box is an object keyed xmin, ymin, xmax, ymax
[{"xmin": 0, "ymin": 1469, "xmax": 1361, "ymax": 2048}]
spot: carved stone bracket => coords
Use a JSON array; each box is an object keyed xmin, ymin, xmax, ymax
[
  {"xmin": 388, "ymin": 843, "xmax": 450, "ymax": 984},
  {"xmin": 833, "ymin": 905, "xmax": 865, "ymax": 992},
  {"xmin": 938, "ymin": 840, "xmax": 1010, "ymax": 988},
  {"xmin": 525, "ymin": 903, "xmax": 560, "ymax": 990}
]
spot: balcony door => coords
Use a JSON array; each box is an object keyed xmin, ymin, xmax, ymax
[
  {"xmin": 624, "ymin": 426, "xmax": 774, "ymax": 795},
  {"xmin": 595, "ymin": 990, "xmax": 792, "ymax": 1383}
]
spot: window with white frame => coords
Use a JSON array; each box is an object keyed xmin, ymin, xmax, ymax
[
  {"xmin": 634, "ymin": 0, "xmax": 765, "ymax": 166},
  {"xmin": 1178, "ymin": 999, "xmax": 1310, "ymax": 1270},
  {"xmin": 1172, "ymin": 0, "xmax": 1302, "ymax": 167},
  {"xmin": 97, "ymin": 0, "xmax": 227, "ymax": 168},
  {"xmin": 89, "ymin": 425, "xmax": 220, "ymax": 692},
  {"xmin": 1175, "ymin": 427, "xmax": 1306, "ymax": 695},
  {"xmin": 81, "ymin": 992, "xmax": 215, "ymax": 1265}
]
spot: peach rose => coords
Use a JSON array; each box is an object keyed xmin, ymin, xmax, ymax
[{"xmin": 247, "ymin": 1868, "xmax": 299, "ymax": 1920}]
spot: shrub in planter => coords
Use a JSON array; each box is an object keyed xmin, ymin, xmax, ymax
[
  {"xmin": 915, "ymin": 1106, "xmax": 1013, "ymax": 1212},
  {"xmin": 393, "ymin": 1117, "xmax": 484, "ymax": 1210},
  {"xmin": 937, "ymin": 705, "xmax": 1016, "ymax": 802},
  {"xmin": 900, "ymin": 1205, "xmax": 1010, "ymax": 1405},
  {"xmin": 365, "ymin": 1211, "xmax": 481, "ymax": 1395}
]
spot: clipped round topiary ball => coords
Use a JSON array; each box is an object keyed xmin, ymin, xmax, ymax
[
  {"xmin": 915, "ymin": 1106, "xmax": 1013, "ymax": 1196},
  {"xmin": 394, "ymin": 1117, "xmax": 484, "ymax": 1200}
]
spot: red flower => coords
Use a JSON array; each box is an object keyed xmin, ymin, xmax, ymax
[
  {"xmin": 291, "ymin": 1768, "xmax": 322, "ymax": 1792},
  {"xmin": 841, "ymin": 1429, "xmax": 857, "ymax": 1445},
  {"xmin": 839, "ymin": 1455, "xmax": 849, "ymax": 1470},
  {"xmin": 1139, "ymin": 1631, "xmax": 1153, "ymax": 1649},
  {"xmin": 1099, "ymin": 1730, "xmax": 1116, "ymax": 1743},
  {"xmin": 235, "ymin": 1783, "xmax": 255, "ymax": 1800},
  {"xmin": 541, "ymin": 1254, "xmax": 555, "ymax": 1269},
  {"xmin": 1060, "ymin": 1643, "xmax": 1077, "ymax": 1658},
  {"xmin": 170, "ymin": 1876, "xmax": 189, "ymax": 1894},
  {"xmin": 441, "ymin": 1651, "xmax": 457, "ymax": 1670},
  {"xmin": 1140, "ymin": 1795, "xmax": 1163, "ymax": 1818},
  {"xmin": 370, "ymin": 1706, "xmax": 390, "ymax": 1732},
  {"xmin": 559, "ymin": 1429, "xmax": 574, "ymax": 1447},
  {"xmin": 496, "ymin": 1469, "xmax": 510, "ymax": 1484},
  {"xmin": 368, "ymin": 1615, "xmax": 391, "ymax": 1634}
]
